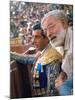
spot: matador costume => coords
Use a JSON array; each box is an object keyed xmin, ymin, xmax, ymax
[{"xmin": 32, "ymin": 44, "xmax": 62, "ymax": 96}]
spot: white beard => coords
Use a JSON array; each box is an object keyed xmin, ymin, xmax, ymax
[
  {"xmin": 49, "ymin": 29, "xmax": 67, "ymax": 47},
  {"xmin": 49, "ymin": 29, "xmax": 67, "ymax": 56}
]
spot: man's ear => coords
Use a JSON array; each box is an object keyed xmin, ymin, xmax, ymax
[{"xmin": 61, "ymin": 19, "xmax": 68, "ymax": 29}]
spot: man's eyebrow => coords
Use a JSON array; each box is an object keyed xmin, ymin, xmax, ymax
[{"xmin": 47, "ymin": 23, "xmax": 56, "ymax": 28}]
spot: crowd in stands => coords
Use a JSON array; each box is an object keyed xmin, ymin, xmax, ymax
[{"xmin": 10, "ymin": 1, "xmax": 73, "ymax": 45}]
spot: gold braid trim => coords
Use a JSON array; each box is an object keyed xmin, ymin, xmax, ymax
[{"xmin": 41, "ymin": 47, "xmax": 62, "ymax": 65}]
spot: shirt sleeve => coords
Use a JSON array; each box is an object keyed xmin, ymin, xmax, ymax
[{"xmin": 46, "ymin": 60, "xmax": 62, "ymax": 96}]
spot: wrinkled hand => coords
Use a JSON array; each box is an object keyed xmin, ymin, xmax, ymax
[{"xmin": 55, "ymin": 79, "xmax": 63, "ymax": 89}]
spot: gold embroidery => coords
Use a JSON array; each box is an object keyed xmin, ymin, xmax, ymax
[
  {"xmin": 41, "ymin": 88, "xmax": 46, "ymax": 95},
  {"xmin": 41, "ymin": 47, "xmax": 62, "ymax": 65},
  {"xmin": 34, "ymin": 46, "xmax": 62, "ymax": 66},
  {"xmin": 35, "ymin": 71, "xmax": 39, "ymax": 78},
  {"xmin": 37, "ymin": 89, "xmax": 41, "ymax": 95},
  {"xmin": 35, "ymin": 80, "xmax": 40, "ymax": 87}
]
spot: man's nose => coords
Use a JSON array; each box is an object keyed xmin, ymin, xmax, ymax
[
  {"xmin": 31, "ymin": 37, "xmax": 35, "ymax": 45},
  {"xmin": 31, "ymin": 38, "xmax": 34, "ymax": 45},
  {"xmin": 47, "ymin": 32, "xmax": 52, "ymax": 38}
]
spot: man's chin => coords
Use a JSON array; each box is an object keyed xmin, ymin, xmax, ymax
[
  {"xmin": 35, "ymin": 46, "xmax": 39, "ymax": 50},
  {"xmin": 51, "ymin": 36, "xmax": 57, "ymax": 41},
  {"xmin": 36, "ymin": 48, "xmax": 42, "ymax": 51},
  {"xmin": 48, "ymin": 36, "xmax": 56, "ymax": 41}
]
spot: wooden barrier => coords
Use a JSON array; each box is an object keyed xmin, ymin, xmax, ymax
[
  {"xmin": 10, "ymin": 60, "xmax": 33, "ymax": 99},
  {"xmin": 10, "ymin": 43, "xmax": 36, "ymax": 98},
  {"xmin": 10, "ymin": 38, "xmax": 22, "ymax": 45}
]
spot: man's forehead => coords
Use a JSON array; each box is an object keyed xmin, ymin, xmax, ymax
[
  {"xmin": 45, "ymin": 16, "xmax": 58, "ymax": 23},
  {"xmin": 32, "ymin": 29, "xmax": 42, "ymax": 35},
  {"xmin": 42, "ymin": 10, "xmax": 67, "ymax": 23},
  {"xmin": 43, "ymin": 16, "xmax": 58, "ymax": 28}
]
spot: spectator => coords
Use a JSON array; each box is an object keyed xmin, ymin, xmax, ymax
[{"xmin": 41, "ymin": 9, "xmax": 73, "ymax": 95}]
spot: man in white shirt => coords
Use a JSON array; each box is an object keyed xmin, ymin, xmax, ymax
[{"xmin": 41, "ymin": 9, "xmax": 73, "ymax": 95}]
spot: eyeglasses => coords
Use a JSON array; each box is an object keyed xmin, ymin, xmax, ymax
[{"xmin": 43, "ymin": 23, "xmax": 56, "ymax": 32}]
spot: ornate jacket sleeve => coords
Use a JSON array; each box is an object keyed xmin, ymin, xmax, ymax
[{"xmin": 46, "ymin": 60, "xmax": 62, "ymax": 96}]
